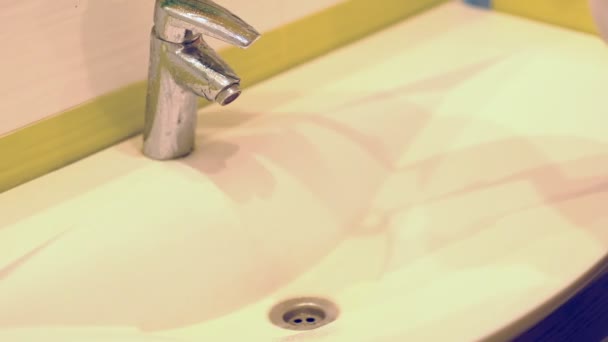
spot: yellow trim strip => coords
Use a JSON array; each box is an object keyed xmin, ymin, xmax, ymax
[
  {"xmin": 0, "ymin": 82, "xmax": 147, "ymax": 194},
  {"xmin": 493, "ymin": 0, "xmax": 599, "ymax": 35},
  {"xmin": 0, "ymin": 0, "xmax": 446, "ymax": 193}
]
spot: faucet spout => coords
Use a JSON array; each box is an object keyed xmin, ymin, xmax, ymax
[
  {"xmin": 169, "ymin": 37, "xmax": 242, "ymax": 104},
  {"xmin": 143, "ymin": 0, "xmax": 259, "ymax": 160}
]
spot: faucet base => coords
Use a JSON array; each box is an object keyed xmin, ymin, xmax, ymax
[
  {"xmin": 143, "ymin": 143, "xmax": 195, "ymax": 161},
  {"xmin": 143, "ymin": 50, "xmax": 199, "ymax": 161},
  {"xmin": 142, "ymin": 86, "xmax": 197, "ymax": 160}
]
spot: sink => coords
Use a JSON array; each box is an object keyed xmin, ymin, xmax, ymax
[{"xmin": 1, "ymin": 3, "xmax": 608, "ymax": 341}]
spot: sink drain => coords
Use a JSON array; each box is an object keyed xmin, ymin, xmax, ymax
[{"xmin": 269, "ymin": 297, "xmax": 339, "ymax": 331}]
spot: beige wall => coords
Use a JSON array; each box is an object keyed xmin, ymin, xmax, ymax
[{"xmin": 0, "ymin": 0, "xmax": 343, "ymax": 136}]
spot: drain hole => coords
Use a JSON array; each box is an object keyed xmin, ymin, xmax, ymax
[
  {"xmin": 282, "ymin": 306, "xmax": 326, "ymax": 324},
  {"xmin": 269, "ymin": 297, "xmax": 339, "ymax": 331}
]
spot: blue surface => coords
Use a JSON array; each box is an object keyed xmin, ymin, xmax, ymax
[
  {"xmin": 514, "ymin": 270, "xmax": 608, "ymax": 342},
  {"xmin": 463, "ymin": 0, "xmax": 492, "ymax": 8}
]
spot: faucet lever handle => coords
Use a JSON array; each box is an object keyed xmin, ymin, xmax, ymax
[{"xmin": 154, "ymin": 0, "xmax": 260, "ymax": 46}]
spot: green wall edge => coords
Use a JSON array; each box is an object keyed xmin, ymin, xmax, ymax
[{"xmin": 492, "ymin": 0, "xmax": 599, "ymax": 35}]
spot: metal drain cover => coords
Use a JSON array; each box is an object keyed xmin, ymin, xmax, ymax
[{"xmin": 269, "ymin": 297, "xmax": 339, "ymax": 331}]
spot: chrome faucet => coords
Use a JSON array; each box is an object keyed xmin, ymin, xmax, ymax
[{"xmin": 143, "ymin": 0, "xmax": 260, "ymax": 160}]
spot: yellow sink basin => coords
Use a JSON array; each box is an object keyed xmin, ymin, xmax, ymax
[{"xmin": 1, "ymin": 3, "xmax": 608, "ymax": 341}]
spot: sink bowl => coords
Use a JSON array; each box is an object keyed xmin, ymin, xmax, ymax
[{"xmin": 1, "ymin": 3, "xmax": 608, "ymax": 341}]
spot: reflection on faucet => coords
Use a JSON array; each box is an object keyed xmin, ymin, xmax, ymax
[{"xmin": 144, "ymin": 0, "xmax": 260, "ymax": 160}]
